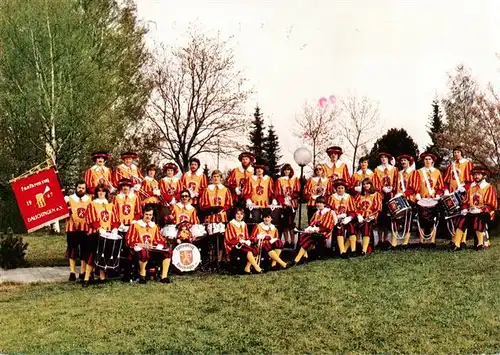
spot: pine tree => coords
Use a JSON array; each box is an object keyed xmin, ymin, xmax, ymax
[
  {"xmin": 264, "ymin": 124, "xmax": 282, "ymax": 179},
  {"xmin": 247, "ymin": 106, "xmax": 266, "ymax": 162},
  {"xmin": 425, "ymin": 99, "xmax": 447, "ymax": 168},
  {"xmin": 367, "ymin": 128, "xmax": 419, "ymax": 168}
]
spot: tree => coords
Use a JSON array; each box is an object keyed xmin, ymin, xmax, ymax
[
  {"xmin": 247, "ymin": 106, "xmax": 266, "ymax": 162},
  {"xmin": 367, "ymin": 128, "xmax": 420, "ymax": 169},
  {"xmin": 339, "ymin": 95, "xmax": 381, "ymax": 172},
  {"xmin": 144, "ymin": 29, "xmax": 252, "ymax": 172},
  {"xmin": 264, "ymin": 124, "xmax": 282, "ymax": 179},
  {"xmin": 293, "ymin": 101, "xmax": 340, "ymax": 168},
  {"xmin": 0, "ymin": 0, "xmax": 151, "ymax": 232},
  {"xmin": 203, "ymin": 164, "xmax": 210, "ymax": 179},
  {"xmin": 425, "ymin": 98, "xmax": 447, "ymax": 168}
]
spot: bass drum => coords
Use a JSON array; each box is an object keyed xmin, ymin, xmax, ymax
[{"xmin": 172, "ymin": 243, "xmax": 201, "ymax": 272}]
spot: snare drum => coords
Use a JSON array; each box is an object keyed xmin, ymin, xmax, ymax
[
  {"xmin": 172, "ymin": 243, "xmax": 201, "ymax": 272},
  {"xmin": 417, "ymin": 198, "xmax": 439, "ymax": 220},
  {"xmin": 206, "ymin": 222, "xmax": 226, "ymax": 235},
  {"xmin": 95, "ymin": 232, "xmax": 123, "ymax": 270},
  {"xmin": 387, "ymin": 195, "xmax": 411, "ymax": 219},
  {"xmin": 440, "ymin": 191, "xmax": 463, "ymax": 218},
  {"xmin": 161, "ymin": 225, "xmax": 178, "ymax": 239},
  {"xmin": 190, "ymin": 224, "xmax": 207, "ymax": 241}
]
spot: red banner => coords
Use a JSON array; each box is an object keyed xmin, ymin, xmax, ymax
[{"xmin": 10, "ymin": 167, "xmax": 69, "ymax": 233}]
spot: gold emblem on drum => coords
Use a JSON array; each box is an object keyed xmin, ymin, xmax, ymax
[{"xmin": 180, "ymin": 250, "xmax": 193, "ymax": 265}]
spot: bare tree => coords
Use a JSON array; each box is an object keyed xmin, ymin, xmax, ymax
[
  {"xmin": 339, "ymin": 95, "xmax": 380, "ymax": 172},
  {"xmin": 293, "ymin": 101, "xmax": 341, "ymax": 168},
  {"xmin": 145, "ymin": 30, "xmax": 252, "ymax": 171}
]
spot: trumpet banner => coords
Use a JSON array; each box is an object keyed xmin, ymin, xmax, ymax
[{"xmin": 10, "ymin": 167, "xmax": 68, "ymax": 233}]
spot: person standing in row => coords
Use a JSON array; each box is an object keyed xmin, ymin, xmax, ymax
[
  {"xmin": 322, "ymin": 146, "xmax": 350, "ymax": 185},
  {"xmin": 181, "ymin": 157, "xmax": 208, "ymax": 212},
  {"xmin": 84, "ymin": 151, "xmax": 114, "ymax": 195},
  {"xmin": 227, "ymin": 152, "xmax": 255, "ymax": 205},
  {"xmin": 275, "ymin": 164, "xmax": 300, "ymax": 247},
  {"xmin": 304, "ymin": 165, "xmax": 330, "ymax": 223},
  {"xmin": 159, "ymin": 162, "xmax": 182, "ymax": 206},
  {"xmin": 113, "ymin": 152, "xmax": 144, "ymax": 190}
]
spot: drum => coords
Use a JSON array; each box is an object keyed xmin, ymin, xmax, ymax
[
  {"xmin": 206, "ymin": 222, "xmax": 226, "ymax": 235},
  {"xmin": 95, "ymin": 232, "xmax": 122, "ymax": 270},
  {"xmin": 417, "ymin": 198, "xmax": 439, "ymax": 220},
  {"xmin": 440, "ymin": 191, "xmax": 463, "ymax": 218},
  {"xmin": 172, "ymin": 243, "xmax": 201, "ymax": 272},
  {"xmin": 161, "ymin": 225, "xmax": 178, "ymax": 239},
  {"xmin": 190, "ymin": 224, "xmax": 207, "ymax": 241},
  {"xmin": 387, "ymin": 195, "xmax": 410, "ymax": 219}
]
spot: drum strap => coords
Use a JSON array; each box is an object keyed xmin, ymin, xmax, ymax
[
  {"xmin": 452, "ymin": 161, "xmax": 461, "ymax": 187},
  {"xmin": 422, "ymin": 169, "xmax": 434, "ymax": 196},
  {"xmin": 399, "ymin": 172, "xmax": 406, "ymax": 192}
]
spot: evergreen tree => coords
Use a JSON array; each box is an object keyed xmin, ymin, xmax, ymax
[
  {"xmin": 425, "ymin": 99, "xmax": 447, "ymax": 167},
  {"xmin": 247, "ymin": 106, "xmax": 266, "ymax": 162},
  {"xmin": 367, "ymin": 128, "xmax": 419, "ymax": 169},
  {"xmin": 203, "ymin": 164, "xmax": 210, "ymax": 179},
  {"xmin": 264, "ymin": 124, "xmax": 282, "ymax": 179}
]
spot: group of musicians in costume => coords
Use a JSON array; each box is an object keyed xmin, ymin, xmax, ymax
[{"xmin": 65, "ymin": 146, "xmax": 497, "ymax": 285}]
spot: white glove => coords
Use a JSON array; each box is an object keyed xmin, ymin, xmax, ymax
[
  {"xmin": 342, "ymin": 216, "xmax": 352, "ymax": 224},
  {"xmin": 269, "ymin": 238, "xmax": 277, "ymax": 244},
  {"xmin": 235, "ymin": 187, "xmax": 242, "ymax": 195},
  {"xmin": 461, "ymin": 208, "xmax": 468, "ymax": 216},
  {"xmin": 109, "ymin": 186, "xmax": 116, "ymax": 194},
  {"xmin": 156, "ymin": 244, "xmax": 164, "ymax": 250},
  {"xmin": 133, "ymin": 184, "xmax": 141, "ymax": 191},
  {"xmin": 111, "ymin": 228, "xmax": 118, "ymax": 235},
  {"xmin": 357, "ymin": 214, "xmax": 364, "ymax": 223},
  {"xmin": 470, "ymin": 207, "xmax": 481, "ymax": 214},
  {"xmin": 444, "ymin": 189, "xmax": 450, "ymax": 196},
  {"xmin": 394, "ymin": 192, "xmax": 402, "ymax": 198},
  {"xmin": 434, "ymin": 195, "xmax": 441, "ymax": 200},
  {"xmin": 153, "ymin": 188, "xmax": 161, "ymax": 197},
  {"xmin": 312, "ymin": 226, "xmax": 320, "ymax": 232},
  {"xmin": 338, "ymin": 213, "xmax": 347, "ymax": 219},
  {"xmin": 354, "ymin": 186, "xmax": 362, "ymax": 192},
  {"xmin": 257, "ymin": 234, "xmax": 266, "ymax": 240},
  {"xmin": 188, "ymin": 189, "xmax": 198, "ymax": 198},
  {"xmin": 170, "ymin": 198, "xmax": 176, "ymax": 205},
  {"xmin": 458, "ymin": 185, "xmax": 466, "ymax": 193},
  {"xmin": 416, "ymin": 193, "xmax": 422, "ymax": 201},
  {"xmin": 99, "ymin": 228, "xmax": 106, "ymax": 235},
  {"xmin": 382, "ymin": 186, "xmax": 393, "ymax": 193},
  {"xmin": 246, "ymin": 199, "xmax": 254, "ymax": 209},
  {"xmin": 304, "ymin": 226, "xmax": 314, "ymax": 233},
  {"xmin": 271, "ymin": 199, "xmax": 278, "ymax": 206},
  {"xmin": 284, "ymin": 196, "xmax": 292, "ymax": 206},
  {"xmin": 134, "ymin": 245, "xmax": 143, "ymax": 252},
  {"xmin": 64, "ymin": 196, "xmax": 69, "ymax": 203}
]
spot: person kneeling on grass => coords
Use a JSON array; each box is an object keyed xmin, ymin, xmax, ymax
[
  {"xmin": 250, "ymin": 209, "xmax": 289, "ymax": 270},
  {"xmin": 126, "ymin": 205, "xmax": 172, "ymax": 284},
  {"xmin": 225, "ymin": 207, "xmax": 262, "ymax": 274},
  {"xmin": 292, "ymin": 196, "xmax": 336, "ymax": 265}
]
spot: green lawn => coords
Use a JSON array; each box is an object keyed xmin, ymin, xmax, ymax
[{"xmin": 1, "ymin": 244, "xmax": 499, "ymax": 354}]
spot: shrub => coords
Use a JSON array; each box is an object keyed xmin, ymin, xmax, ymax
[{"xmin": 0, "ymin": 228, "xmax": 29, "ymax": 269}]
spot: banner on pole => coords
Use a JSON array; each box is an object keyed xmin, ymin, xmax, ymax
[{"xmin": 10, "ymin": 167, "xmax": 68, "ymax": 233}]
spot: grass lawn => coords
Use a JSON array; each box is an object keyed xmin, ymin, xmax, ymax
[
  {"xmin": 1, "ymin": 243, "xmax": 499, "ymax": 354},
  {"xmin": 23, "ymin": 233, "xmax": 67, "ymax": 267}
]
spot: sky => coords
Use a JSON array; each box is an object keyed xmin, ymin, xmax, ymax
[{"xmin": 135, "ymin": 0, "xmax": 500, "ymax": 174}]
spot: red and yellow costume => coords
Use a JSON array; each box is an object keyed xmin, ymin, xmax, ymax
[
  {"xmin": 323, "ymin": 161, "xmax": 350, "ymax": 185},
  {"xmin": 113, "ymin": 163, "xmax": 144, "ymax": 187},
  {"xmin": 410, "ymin": 167, "xmax": 444, "ymax": 199},
  {"xmin": 296, "ymin": 207, "xmax": 336, "ymax": 262},
  {"xmin": 354, "ymin": 192, "xmax": 382, "ymax": 253},
  {"xmin": 444, "ymin": 158, "xmax": 473, "ymax": 192},
  {"xmin": 159, "ymin": 176, "xmax": 181, "ymax": 205},
  {"xmin": 83, "ymin": 198, "xmax": 119, "ymax": 265},
  {"xmin": 85, "ymin": 166, "xmax": 113, "ymax": 194},
  {"xmin": 454, "ymin": 178, "xmax": 497, "ymax": 248},
  {"xmin": 328, "ymin": 192, "xmax": 356, "ymax": 254},
  {"xmin": 140, "ymin": 176, "xmax": 161, "ymax": 205},
  {"xmin": 227, "ymin": 165, "xmax": 254, "ymax": 201},
  {"xmin": 126, "ymin": 219, "xmax": 171, "ymax": 281},
  {"xmin": 180, "ymin": 171, "xmax": 208, "ymax": 206},
  {"xmin": 373, "ymin": 164, "xmax": 399, "ymax": 196},
  {"xmin": 250, "ymin": 222, "xmax": 288, "ymax": 269},
  {"xmin": 112, "ymin": 191, "xmax": 142, "ymax": 226},
  {"xmin": 171, "ymin": 202, "xmax": 200, "ymax": 225},
  {"xmin": 199, "ymin": 183, "xmax": 233, "ymax": 223},
  {"xmin": 242, "ymin": 175, "xmax": 274, "ymax": 208},
  {"xmin": 350, "ymin": 168, "xmax": 374, "ymax": 194},
  {"xmin": 65, "ymin": 194, "xmax": 91, "ymax": 275},
  {"xmin": 398, "ymin": 166, "xmax": 416, "ymax": 201},
  {"xmin": 224, "ymin": 219, "xmax": 256, "ymax": 257},
  {"xmin": 304, "ymin": 177, "xmax": 330, "ymax": 207}
]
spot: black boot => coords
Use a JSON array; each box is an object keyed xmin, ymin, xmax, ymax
[{"xmin": 69, "ymin": 272, "xmax": 76, "ymax": 281}]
